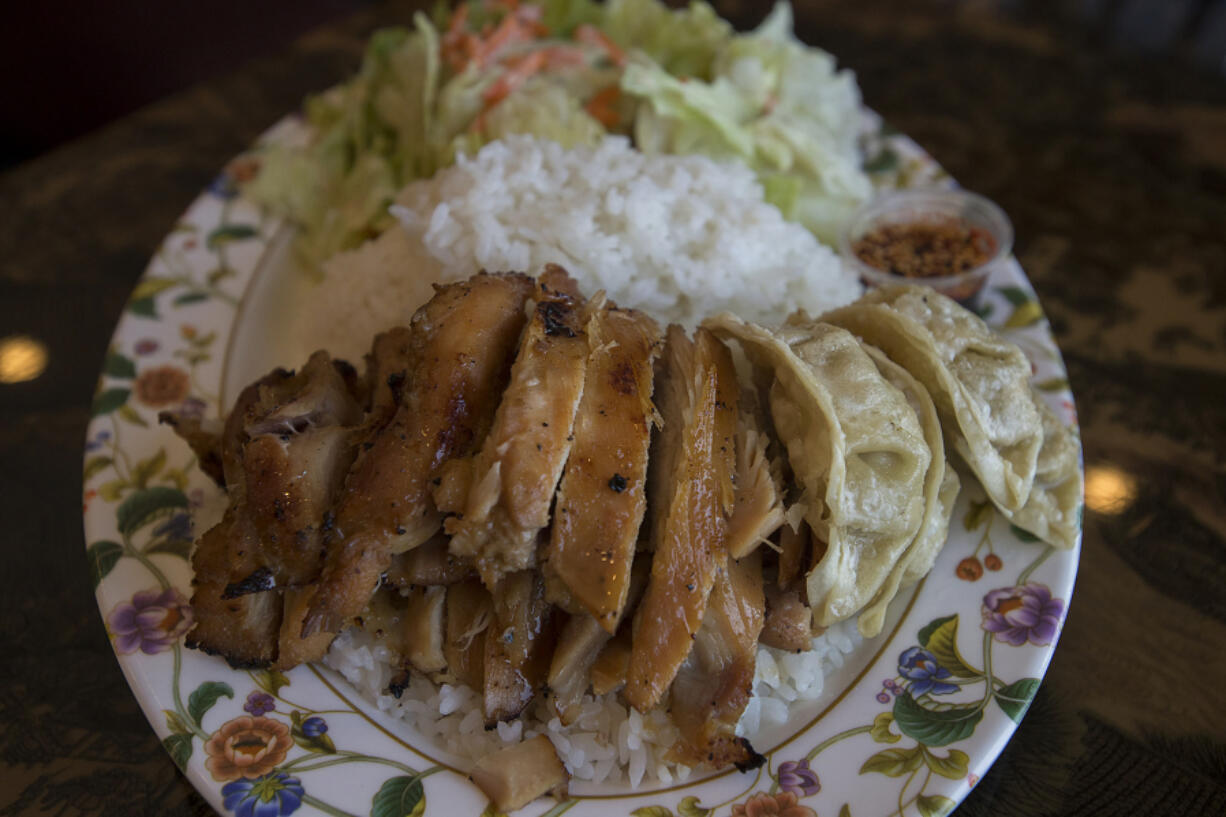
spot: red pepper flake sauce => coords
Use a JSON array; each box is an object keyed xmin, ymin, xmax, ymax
[{"xmin": 853, "ymin": 218, "xmax": 996, "ymax": 280}]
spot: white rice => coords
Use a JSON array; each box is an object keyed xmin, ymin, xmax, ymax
[
  {"xmin": 324, "ymin": 620, "xmax": 862, "ymax": 787},
  {"xmin": 296, "ymin": 135, "xmax": 860, "ymax": 362}
]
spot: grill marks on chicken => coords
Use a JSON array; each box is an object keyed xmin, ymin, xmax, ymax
[
  {"xmin": 183, "ymin": 353, "xmax": 363, "ymax": 668},
  {"xmin": 542, "ymin": 302, "xmax": 662, "ymax": 631},
  {"xmin": 303, "ymin": 273, "xmax": 535, "ymax": 640},
  {"xmin": 447, "ymin": 269, "xmax": 591, "ymax": 587},
  {"xmin": 626, "ymin": 327, "xmax": 738, "ymax": 713}
]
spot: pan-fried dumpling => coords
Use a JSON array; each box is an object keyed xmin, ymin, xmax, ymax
[
  {"xmin": 856, "ymin": 345, "xmax": 960, "ymax": 637},
  {"xmin": 705, "ymin": 314, "xmax": 929, "ymax": 628},
  {"xmin": 821, "ymin": 285, "xmax": 1042, "ymax": 514},
  {"xmin": 999, "ymin": 393, "xmax": 1082, "ymax": 549}
]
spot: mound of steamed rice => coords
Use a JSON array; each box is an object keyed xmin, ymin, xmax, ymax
[
  {"xmin": 324, "ymin": 620, "xmax": 861, "ymax": 788},
  {"xmin": 296, "ymin": 135, "xmax": 861, "ymax": 363}
]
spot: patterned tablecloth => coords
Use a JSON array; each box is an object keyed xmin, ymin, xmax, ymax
[{"xmin": 1, "ymin": 1, "xmax": 1223, "ymax": 814}]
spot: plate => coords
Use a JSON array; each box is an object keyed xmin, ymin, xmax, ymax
[{"xmin": 84, "ymin": 114, "xmax": 1080, "ymax": 817}]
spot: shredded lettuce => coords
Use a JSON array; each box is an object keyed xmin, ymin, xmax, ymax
[{"xmin": 245, "ymin": 0, "xmax": 872, "ymax": 271}]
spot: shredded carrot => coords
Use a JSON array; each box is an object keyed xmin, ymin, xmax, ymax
[
  {"xmin": 542, "ymin": 45, "xmax": 588, "ymax": 70},
  {"xmin": 575, "ymin": 23, "xmax": 626, "ymax": 68},
  {"xmin": 585, "ymin": 85, "xmax": 622, "ymax": 128},
  {"xmin": 481, "ymin": 49, "xmax": 549, "ymax": 108}
]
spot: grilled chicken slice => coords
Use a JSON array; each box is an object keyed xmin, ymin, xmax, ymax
[
  {"xmin": 726, "ymin": 415, "xmax": 785, "ymax": 559},
  {"xmin": 362, "ymin": 584, "xmax": 448, "ymax": 693},
  {"xmin": 186, "ymin": 354, "xmax": 363, "ymax": 668},
  {"xmin": 384, "ymin": 534, "xmax": 475, "ymax": 588},
  {"xmin": 777, "ymin": 520, "xmax": 811, "ymax": 590},
  {"xmin": 761, "ymin": 583, "xmax": 814, "ymax": 652},
  {"xmin": 443, "ymin": 579, "xmax": 494, "ymax": 690},
  {"xmin": 361, "ymin": 327, "xmax": 415, "ymax": 429},
  {"xmin": 542, "ymin": 301, "xmax": 662, "ymax": 631},
  {"xmin": 547, "ymin": 558, "xmax": 650, "ymax": 723},
  {"xmin": 668, "ymin": 550, "xmax": 765, "ymax": 770},
  {"xmin": 304, "ymin": 273, "xmax": 534, "ymax": 639},
  {"xmin": 590, "ymin": 626, "xmax": 632, "ymax": 697},
  {"xmin": 626, "ymin": 327, "xmax": 738, "ymax": 712},
  {"xmin": 448, "ymin": 269, "xmax": 591, "ymax": 587}
]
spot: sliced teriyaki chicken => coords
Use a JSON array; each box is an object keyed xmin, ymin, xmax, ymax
[
  {"xmin": 542, "ymin": 300, "xmax": 662, "ymax": 631},
  {"xmin": 626, "ymin": 327, "xmax": 738, "ymax": 713},
  {"xmin": 384, "ymin": 533, "xmax": 475, "ymax": 589},
  {"xmin": 669, "ymin": 550, "xmax": 765, "ymax": 770},
  {"xmin": 547, "ymin": 559, "xmax": 649, "ymax": 724},
  {"xmin": 442, "ymin": 579, "xmax": 494, "ymax": 690},
  {"xmin": 184, "ymin": 353, "xmax": 363, "ymax": 668},
  {"xmin": 726, "ymin": 412, "xmax": 786, "ymax": 559},
  {"xmin": 448, "ymin": 267, "xmax": 591, "ymax": 587},
  {"xmin": 303, "ymin": 273, "xmax": 535, "ymax": 643},
  {"xmin": 484, "ymin": 574, "xmax": 558, "ymax": 725}
]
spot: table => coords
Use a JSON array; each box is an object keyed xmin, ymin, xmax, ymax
[{"xmin": 2, "ymin": 1, "xmax": 1224, "ymax": 814}]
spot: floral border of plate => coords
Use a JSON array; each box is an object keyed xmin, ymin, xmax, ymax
[{"xmin": 83, "ymin": 113, "xmax": 1081, "ymax": 817}]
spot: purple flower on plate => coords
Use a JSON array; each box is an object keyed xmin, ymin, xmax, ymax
[
  {"xmin": 108, "ymin": 588, "xmax": 194, "ymax": 655},
  {"xmin": 134, "ymin": 338, "xmax": 160, "ymax": 356},
  {"xmin": 244, "ymin": 692, "xmax": 275, "ymax": 717},
  {"xmin": 301, "ymin": 717, "xmax": 327, "ymax": 738},
  {"xmin": 221, "ymin": 772, "xmax": 303, "ymax": 817},
  {"xmin": 898, "ymin": 646, "xmax": 959, "ymax": 696},
  {"xmin": 85, "ymin": 429, "xmax": 112, "ymax": 453},
  {"xmin": 153, "ymin": 511, "xmax": 193, "ymax": 543},
  {"xmin": 777, "ymin": 758, "xmax": 821, "ymax": 797},
  {"xmin": 982, "ymin": 583, "xmax": 1064, "ymax": 646}
]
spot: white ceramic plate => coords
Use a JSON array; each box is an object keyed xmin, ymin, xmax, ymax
[{"xmin": 84, "ymin": 114, "xmax": 1080, "ymax": 817}]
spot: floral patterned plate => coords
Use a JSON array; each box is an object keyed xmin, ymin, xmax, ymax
[{"xmin": 83, "ymin": 115, "xmax": 1080, "ymax": 817}]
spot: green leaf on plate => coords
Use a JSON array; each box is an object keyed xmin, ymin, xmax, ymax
[
  {"xmin": 870, "ymin": 711, "xmax": 900, "ymax": 744},
  {"xmin": 174, "ymin": 292, "xmax": 210, "ymax": 306},
  {"xmin": 859, "ymin": 746, "xmax": 923, "ymax": 777},
  {"xmin": 478, "ymin": 804, "xmax": 508, "ymax": 817},
  {"xmin": 922, "ymin": 747, "xmax": 969, "ymax": 779},
  {"xmin": 371, "ymin": 775, "xmax": 425, "ymax": 817},
  {"xmin": 103, "ymin": 352, "xmax": 137, "ymax": 379},
  {"xmin": 132, "ymin": 448, "xmax": 166, "ymax": 489},
  {"xmin": 207, "ymin": 224, "xmax": 259, "ymax": 249},
  {"xmin": 146, "ymin": 538, "xmax": 193, "ymax": 560},
  {"xmin": 1004, "ymin": 300, "xmax": 1044, "ymax": 329},
  {"xmin": 916, "ymin": 794, "xmax": 956, "ymax": 817},
  {"xmin": 128, "ymin": 296, "xmax": 158, "ymax": 318},
  {"xmin": 87, "ymin": 540, "xmax": 124, "ymax": 588},
  {"xmin": 838, "ymin": 806, "xmax": 852, "ymax": 817},
  {"xmin": 91, "ymin": 388, "xmax": 130, "ymax": 417},
  {"xmin": 1034, "ymin": 377, "xmax": 1069, "ymax": 392},
  {"xmin": 994, "ymin": 678, "xmax": 1041, "ymax": 722},
  {"xmin": 293, "ymin": 729, "xmax": 337, "ymax": 755},
  {"xmin": 164, "ymin": 709, "xmax": 193, "ymax": 736},
  {"xmin": 116, "ymin": 486, "xmax": 188, "ymax": 535},
  {"xmin": 162, "ymin": 732, "xmax": 194, "ymax": 770},
  {"xmin": 918, "ymin": 615, "xmax": 980, "ymax": 678},
  {"xmin": 116, "ymin": 404, "xmax": 149, "ymax": 427},
  {"xmin": 678, "ymin": 796, "xmax": 710, "ymax": 817},
  {"xmin": 83, "ymin": 455, "xmax": 114, "ymax": 482},
  {"xmin": 631, "ymin": 808, "xmax": 674, "ymax": 817},
  {"xmin": 130, "ymin": 278, "xmax": 179, "ymax": 301},
  {"xmin": 893, "ymin": 692, "xmax": 983, "ymax": 747},
  {"xmin": 253, "ymin": 669, "xmax": 291, "ymax": 696},
  {"xmin": 996, "ymin": 286, "xmax": 1030, "ymax": 306},
  {"xmin": 98, "ymin": 478, "xmax": 128, "ymax": 502},
  {"xmin": 962, "ymin": 499, "xmax": 993, "ymax": 533},
  {"xmin": 188, "ymin": 681, "xmax": 234, "ymax": 727},
  {"xmin": 1009, "ymin": 523, "xmax": 1041, "ymax": 543}
]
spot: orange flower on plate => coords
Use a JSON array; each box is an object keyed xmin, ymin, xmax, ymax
[
  {"xmin": 204, "ymin": 716, "xmax": 292, "ymax": 782},
  {"xmin": 731, "ymin": 792, "xmax": 817, "ymax": 817},
  {"xmin": 133, "ymin": 365, "xmax": 190, "ymax": 408}
]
